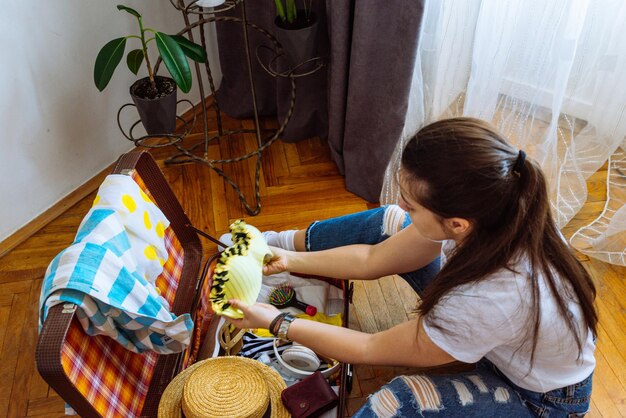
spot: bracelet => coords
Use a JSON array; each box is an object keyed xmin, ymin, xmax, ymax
[
  {"xmin": 277, "ymin": 313, "xmax": 296, "ymax": 341},
  {"xmin": 269, "ymin": 313, "xmax": 285, "ymax": 336},
  {"xmin": 269, "ymin": 313, "xmax": 287, "ymax": 337}
]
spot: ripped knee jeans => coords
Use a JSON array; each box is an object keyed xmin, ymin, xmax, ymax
[
  {"xmin": 354, "ymin": 359, "xmax": 592, "ymax": 417},
  {"xmin": 305, "ymin": 205, "xmax": 440, "ymax": 293}
]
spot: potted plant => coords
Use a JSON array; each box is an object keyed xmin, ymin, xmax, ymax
[
  {"xmin": 94, "ymin": 5, "xmax": 207, "ymax": 135},
  {"xmin": 273, "ymin": 0, "xmax": 318, "ymax": 68}
]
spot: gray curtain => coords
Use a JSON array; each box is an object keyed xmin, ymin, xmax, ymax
[
  {"xmin": 215, "ymin": 1, "xmax": 424, "ymax": 202},
  {"xmin": 327, "ymin": 1, "xmax": 425, "ymax": 202}
]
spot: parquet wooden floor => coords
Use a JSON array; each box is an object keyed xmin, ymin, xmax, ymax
[{"xmin": 0, "ymin": 107, "xmax": 624, "ymax": 417}]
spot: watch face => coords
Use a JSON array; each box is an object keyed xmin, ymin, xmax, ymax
[{"xmin": 277, "ymin": 315, "xmax": 295, "ymax": 340}]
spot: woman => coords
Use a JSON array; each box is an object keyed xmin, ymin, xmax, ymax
[{"xmin": 229, "ymin": 118, "xmax": 597, "ymax": 417}]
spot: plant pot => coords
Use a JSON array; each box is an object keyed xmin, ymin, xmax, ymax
[
  {"xmin": 274, "ymin": 11, "xmax": 319, "ymax": 69},
  {"xmin": 130, "ymin": 76, "xmax": 177, "ymax": 135}
]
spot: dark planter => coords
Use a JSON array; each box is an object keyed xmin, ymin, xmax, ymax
[
  {"xmin": 274, "ymin": 11, "xmax": 319, "ymax": 68},
  {"xmin": 130, "ymin": 76, "xmax": 177, "ymax": 135}
]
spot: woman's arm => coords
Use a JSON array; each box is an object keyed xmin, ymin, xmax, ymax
[
  {"xmin": 288, "ymin": 314, "xmax": 457, "ymax": 367},
  {"xmin": 264, "ymin": 225, "xmax": 441, "ymax": 280},
  {"xmin": 228, "ymin": 300, "xmax": 457, "ymax": 368}
]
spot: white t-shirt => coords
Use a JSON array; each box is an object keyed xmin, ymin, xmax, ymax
[{"xmin": 422, "ymin": 241, "xmax": 596, "ymax": 393}]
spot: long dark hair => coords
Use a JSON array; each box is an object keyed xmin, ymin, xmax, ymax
[{"xmin": 401, "ymin": 117, "xmax": 597, "ymax": 362}]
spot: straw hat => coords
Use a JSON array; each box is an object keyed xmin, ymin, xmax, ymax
[{"xmin": 158, "ymin": 356, "xmax": 289, "ymax": 418}]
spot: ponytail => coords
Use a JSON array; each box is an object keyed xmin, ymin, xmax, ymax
[{"xmin": 401, "ymin": 118, "xmax": 597, "ymax": 361}]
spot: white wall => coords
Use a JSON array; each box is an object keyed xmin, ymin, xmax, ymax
[{"xmin": 0, "ymin": 0, "xmax": 221, "ymax": 242}]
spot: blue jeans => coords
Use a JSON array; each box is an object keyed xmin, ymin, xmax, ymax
[
  {"xmin": 306, "ymin": 206, "xmax": 440, "ymax": 294},
  {"xmin": 305, "ymin": 206, "xmax": 593, "ymax": 417},
  {"xmin": 353, "ymin": 359, "xmax": 593, "ymax": 418}
]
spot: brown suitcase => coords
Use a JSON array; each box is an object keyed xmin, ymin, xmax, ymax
[{"xmin": 36, "ymin": 150, "xmax": 353, "ymax": 417}]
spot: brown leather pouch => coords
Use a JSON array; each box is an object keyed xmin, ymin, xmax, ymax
[{"xmin": 280, "ymin": 371, "xmax": 338, "ymax": 418}]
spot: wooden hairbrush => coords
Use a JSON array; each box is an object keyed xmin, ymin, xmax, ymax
[{"xmin": 268, "ymin": 284, "xmax": 317, "ymax": 316}]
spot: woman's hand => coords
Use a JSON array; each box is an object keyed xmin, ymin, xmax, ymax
[
  {"xmin": 227, "ymin": 299, "xmax": 281, "ymax": 330},
  {"xmin": 263, "ymin": 246, "xmax": 291, "ymax": 275}
]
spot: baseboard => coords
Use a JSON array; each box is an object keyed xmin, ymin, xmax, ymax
[
  {"xmin": 0, "ymin": 95, "xmax": 213, "ymax": 259},
  {"xmin": 501, "ymin": 77, "xmax": 592, "ymax": 122},
  {"xmin": 0, "ymin": 163, "xmax": 115, "ymax": 259}
]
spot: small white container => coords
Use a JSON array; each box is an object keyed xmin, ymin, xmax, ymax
[{"xmin": 195, "ymin": 0, "xmax": 226, "ymax": 7}]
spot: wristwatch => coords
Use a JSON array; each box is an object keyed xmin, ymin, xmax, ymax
[
  {"xmin": 277, "ymin": 313, "xmax": 296, "ymax": 341},
  {"xmin": 269, "ymin": 312, "xmax": 288, "ymax": 337}
]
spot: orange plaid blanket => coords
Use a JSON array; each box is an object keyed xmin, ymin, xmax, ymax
[{"xmin": 59, "ymin": 172, "xmax": 185, "ymax": 417}]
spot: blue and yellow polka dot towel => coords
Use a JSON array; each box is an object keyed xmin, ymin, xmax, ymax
[{"xmin": 39, "ymin": 174, "xmax": 193, "ymax": 354}]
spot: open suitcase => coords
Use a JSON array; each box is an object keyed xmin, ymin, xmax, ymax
[{"xmin": 36, "ymin": 150, "xmax": 354, "ymax": 417}]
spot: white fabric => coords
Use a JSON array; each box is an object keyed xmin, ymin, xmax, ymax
[
  {"xmin": 382, "ymin": 0, "xmax": 626, "ymax": 266},
  {"xmin": 423, "ymin": 241, "xmax": 595, "ymax": 392},
  {"xmin": 93, "ymin": 174, "xmax": 170, "ymax": 284},
  {"xmin": 570, "ymin": 147, "xmax": 626, "ymax": 265},
  {"xmin": 259, "ymin": 272, "xmax": 344, "ymax": 316},
  {"xmin": 260, "ymin": 271, "xmax": 331, "ymax": 314}
]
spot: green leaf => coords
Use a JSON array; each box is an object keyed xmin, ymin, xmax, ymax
[
  {"xmin": 126, "ymin": 49, "xmax": 144, "ymax": 75},
  {"xmin": 116, "ymin": 5, "xmax": 141, "ymax": 19},
  {"xmin": 155, "ymin": 32, "xmax": 192, "ymax": 93},
  {"xmin": 94, "ymin": 37, "xmax": 127, "ymax": 91},
  {"xmin": 274, "ymin": 0, "xmax": 286, "ymax": 22},
  {"xmin": 171, "ymin": 35, "xmax": 207, "ymax": 63},
  {"xmin": 286, "ymin": 0, "xmax": 296, "ymax": 23}
]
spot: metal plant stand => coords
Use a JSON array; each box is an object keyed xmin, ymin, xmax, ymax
[{"xmin": 117, "ymin": 0, "xmax": 323, "ymax": 215}]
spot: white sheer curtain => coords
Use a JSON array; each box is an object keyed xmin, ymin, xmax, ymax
[{"xmin": 381, "ymin": 0, "xmax": 626, "ymax": 266}]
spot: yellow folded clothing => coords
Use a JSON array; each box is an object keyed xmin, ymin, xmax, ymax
[
  {"xmin": 253, "ymin": 312, "xmax": 343, "ymax": 337},
  {"xmin": 210, "ymin": 220, "xmax": 272, "ymax": 319}
]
